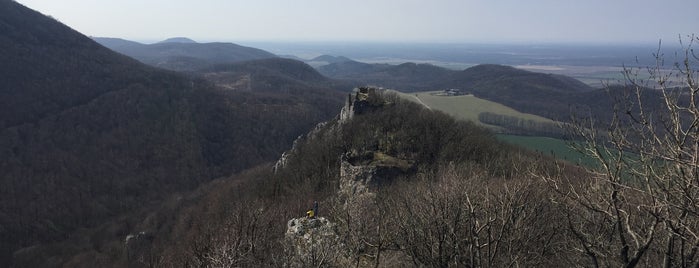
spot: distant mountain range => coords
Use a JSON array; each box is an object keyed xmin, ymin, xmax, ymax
[
  {"xmin": 2, "ymin": 1, "xmax": 669, "ymax": 266},
  {"xmin": 93, "ymin": 37, "xmax": 278, "ymax": 71},
  {"xmin": 319, "ymin": 58, "xmax": 670, "ymax": 123},
  {"xmin": 318, "ymin": 59, "xmax": 602, "ymax": 120}
]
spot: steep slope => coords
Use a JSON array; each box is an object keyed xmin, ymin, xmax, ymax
[
  {"xmin": 0, "ymin": 11, "xmax": 154, "ymax": 129},
  {"xmin": 0, "ymin": 2, "xmax": 343, "ymax": 266},
  {"xmin": 89, "ymin": 37, "xmax": 143, "ymax": 49},
  {"xmin": 133, "ymin": 89, "xmax": 570, "ymax": 267},
  {"xmin": 93, "ymin": 37, "xmax": 278, "ymax": 71}
]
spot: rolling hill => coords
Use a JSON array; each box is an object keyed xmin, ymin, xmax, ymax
[
  {"xmin": 201, "ymin": 58, "xmax": 352, "ymax": 93},
  {"xmin": 310, "ymin": 55, "xmax": 352, "ymax": 64},
  {"xmin": 93, "ymin": 37, "xmax": 278, "ymax": 71},
  {"xmin": 158, "ymin": 37, "xmax": 197, "ymax": 44},
  {"xmin": 317, "ymin": 60, "xmax": 620, "ymax": 121},
  {"xmin": 317, "ymin": 59, "xmax": 391, "ymax": 79},
  {"xmin": 0, "ymin": 1, "xmax": 343, "ymax": 266}
]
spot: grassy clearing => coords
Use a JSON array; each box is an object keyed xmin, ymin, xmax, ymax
[
  {"xmin": 394, "ymin": 90, "xmax": 555, "ymax": 128},
  {"xmin": 496, "ymin": 134, "xmax": 603, "ymax": 167},
  {"xmin": 393, "ymin": 90, "xmax": 591, "ymax": 165}
]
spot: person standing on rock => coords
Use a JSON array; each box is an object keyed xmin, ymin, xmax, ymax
[{"xmin": 313, "ymin": 200, "xmax": 318, "ymax": 218}]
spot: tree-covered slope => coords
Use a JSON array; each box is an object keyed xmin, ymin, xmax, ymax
[
  {"xmin": 0, "ymin": 1, "xmax": 343, "ymax": 266},
  {"xmin": 93, "ymin": 37, "xmax": 278, "ymax": 71},
  {"xmin": 132, "ymin": 89, "xmax": 570, "ymax": 267}
]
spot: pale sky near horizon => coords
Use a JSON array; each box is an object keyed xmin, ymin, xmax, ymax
[{"xmin": 14, "ymin": 0, "xmax": 699, "ymax": 44}]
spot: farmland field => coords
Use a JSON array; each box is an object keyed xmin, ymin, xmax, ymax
[
  {"xmin": 496, "ymin": 134, "xmax": 593, "ymax": 164},
  {"xmin": 394, "ymin": 90, "xmax": 555, "ymax": 128},
  {"xmin": 393, "ymin": 90, "xmax": 598, "ymax": 165}
]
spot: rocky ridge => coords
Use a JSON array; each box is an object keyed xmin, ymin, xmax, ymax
[{"xmin": 282, "ymin": 87, "xmax": 411, "ymax": 265}]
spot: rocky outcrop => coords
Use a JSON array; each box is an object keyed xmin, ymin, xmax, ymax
[
  {"xmin": 273, "ymin": 121, "xmax": 330, "ymax": 172},
  {"xmin": 124, "ymin": 231, "xmax": 155, "ymax": 266},
  {"xmin": 340, "ymin": 87, "xmax": 377, "ymax": 123},
  {"xmin": 277, "ymin": 87, "xmax": 383, "ymax": 173},
  {"xmin": 284, "ymin": 217, "xmax": 344, "ymax": 267},
  {"xmin": 286, "ymin": 217, "xmax": 334, "ymax": 238},
  {"xmin": 280, "ymin": 87, "xmax": 415, "ymax": 266}
]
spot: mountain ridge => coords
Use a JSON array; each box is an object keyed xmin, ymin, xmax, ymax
[
  {"xmin": 0, "ymin": 2, "xmax": 344, "ymax": 266},
  {"xmin": 93, "ymin": 37, "xmax": 277, "ymax": 71},
  {"xmin": 318, "ymin": 60, "xmax": 602, "ymax": 120},
  {"xmin": 132, "ymin": 88, "xmax": 570, "ymax": 267}
]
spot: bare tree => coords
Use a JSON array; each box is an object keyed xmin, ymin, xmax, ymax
[
  {"xmin": 388, "ymin": 163, "xmax": 565, "ymax": 267},
  {"xmin": 543, "ymin": 35, "xmax": 699, "ymax": 267}
]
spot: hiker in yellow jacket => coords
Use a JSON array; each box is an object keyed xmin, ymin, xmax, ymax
[{"xmin": 306, "ymin": 201, "xmax": 318, "ymax": 219}]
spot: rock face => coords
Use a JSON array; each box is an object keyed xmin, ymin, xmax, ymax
[
  {"xmin": 339, "ymin": 159, "xmax": 376, "ymax": 197},
  {"xmin": 277, "ymin": 86, "xmax": 379, "ymax": 173},
  {"xmin": 285, "ymin": 217, "xmax": 343, "ymax": 267},
  {"xmin": 340, "ymin": 86, "xmax": 376, "ymax": 123},
  {"xmin": 286, "ymin": 217, "xmax": 334, "ymax": 238},
  {"xmin": 124, "ymin": 231, "xmax": 154, "ymax": 266},
  {"xmin": 280, "ymin": 87, "xmax": 414, "ymax": 266},
  {"xmin": 273, "ymin": 121, "xmax": 330, "ymax": 173}
]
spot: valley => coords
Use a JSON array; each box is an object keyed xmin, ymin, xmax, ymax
[{"xmin": 3, "ymin": 0, "xmax": 699, "ymax": 267}]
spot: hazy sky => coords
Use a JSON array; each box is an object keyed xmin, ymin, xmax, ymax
[{"xmin": 15, "ymin": 0, "xmax": 699, "ymax": 44}]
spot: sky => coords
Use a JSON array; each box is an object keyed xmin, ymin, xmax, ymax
[{"xmin": 14, "ymin": 0, "xmax": 699, "ymax": 44}]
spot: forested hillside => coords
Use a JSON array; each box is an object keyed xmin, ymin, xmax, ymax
[
  {"xmin": 132, "ymin": 90, "xmax": 574, "ymax": 267},
  {"xmin": 0, "ymin": 1, "xmax": 343, "ymax": 266},
  {"xmin": 128, "ymin": 83, "xmax": 699, "ymax": 267},
  {"xmin": 93, "ymin": 37, "xmax": 277, "ymax": 71},
  {"xmin": 4, "ymin": 1, "xmax": 698, "ymax": 267},
  {"xmin": 318, "ymin": 60, "xmax": 670, "ymax": 123}
]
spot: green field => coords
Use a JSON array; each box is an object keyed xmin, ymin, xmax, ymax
[
  {"xmin": 496, "ymin": 135, "xmax": 598, "ymax": 166},
  {"xmin": 393, "ymin": 90, "xmax": 595, "ymax": 165},
  {"xmin": 394, "ymin": 90, "xmax": 555, "ymax": 128}
]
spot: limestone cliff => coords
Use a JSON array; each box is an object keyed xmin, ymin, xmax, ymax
[
  {"xmin": 284, "ymin": 217, "xmax": 344, "ymax": 266},
  {"xmin": 279, "ymin": 87, "xmax": 416, "ymax": 266}
]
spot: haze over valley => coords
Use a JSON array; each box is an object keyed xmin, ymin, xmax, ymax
[{"xmin": 3, "ymin": 0, "xmax": 699, "ymax": 267}]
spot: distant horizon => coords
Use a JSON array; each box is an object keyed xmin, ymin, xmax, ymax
[
  {"xmin": 18, "ymin": 0, "xmax": 698, "ymax": 46},
  {"xmin": 92, "ymin": 35, "xmax": 687, "ymax": 70},
  {"xmin": 100, "ymin": 36, "xmax": 681, "ymax": 48}
]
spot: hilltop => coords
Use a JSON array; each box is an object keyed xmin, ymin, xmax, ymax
[
  {"xmin": 93, "ymin": 37, "xmax": 277, "ymax": 71},
  {"xmin": 158, "ymin": 37, "xmax": 197, "ymax": 43},
  {"xmin": 312, "ymin": 54, "xmax": 352, "ymax": 63}
]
